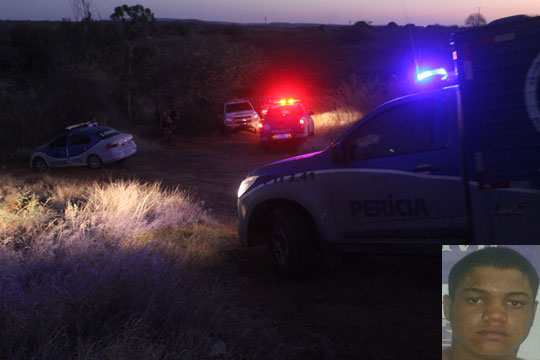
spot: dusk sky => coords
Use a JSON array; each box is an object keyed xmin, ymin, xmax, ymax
[{"xmin": 0, "ymin": 0, "xmax": 538, "ymax": 26}]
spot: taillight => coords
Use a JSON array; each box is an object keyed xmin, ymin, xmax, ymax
[{"xmin": 106, "ymin": 142, "xmax": 118, "ymax": 149}]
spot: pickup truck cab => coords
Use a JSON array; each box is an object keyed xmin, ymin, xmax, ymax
[
  {"xmin": 237, "ymin": 16, "xmax": 540, "ymax": 277},
  {"xmin": 220, "ymin": 99, "xmax": 260, "ymax": 135}
]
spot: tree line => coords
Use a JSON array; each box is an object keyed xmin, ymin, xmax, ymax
[{"xmin": 0, "ymin": 4, "xmax": 267, "ymax": 160}]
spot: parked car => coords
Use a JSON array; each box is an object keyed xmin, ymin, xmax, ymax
[
  {"xmin": 258, "ymin": 98, "xmax": 314, "ymax": 149},
  {"xmin": 30, "ymin": 121, "xmax": 137, "ymax": 172},
  {"xmin": 219, "ymin": 99, "xmax": 260, "ymax": 135}
]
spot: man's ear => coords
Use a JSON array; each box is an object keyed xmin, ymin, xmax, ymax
[{"xmin": 443, "ymin": 295, "xmax": 452, "ymax": 321}]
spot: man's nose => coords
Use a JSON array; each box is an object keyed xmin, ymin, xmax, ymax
[{"xmin": 482, "ymin": 299, "xmax": 508, "ymax": 322}]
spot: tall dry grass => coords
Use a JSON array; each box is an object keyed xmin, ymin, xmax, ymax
[
  {"xmin": 0, "ymin": 174, "xmax": 302, "ymax": 359},
  {"xmin": 299, "ymin": 74, "xmax": 410, "ymax": 153},
  {"xmin": 299, "ymin": 109, "xmax": 362, "ymax": 153}
]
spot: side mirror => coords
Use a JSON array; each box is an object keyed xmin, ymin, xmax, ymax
[{"xmin": 308, "ymin": 110, "xmax": 314, "ymax": 116}]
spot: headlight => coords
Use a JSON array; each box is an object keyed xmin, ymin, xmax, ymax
[{"xmin": 238, "ymin": 176, "xmax": 259, "ymax": 198}]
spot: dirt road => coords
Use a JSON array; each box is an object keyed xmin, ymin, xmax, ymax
[
  {"xmin": 13, "ymin": 132, "xmax": 441, "ymax": 359},
  {"xmin": 129, "ymin": 132, "xmax": 440, "ymax": 359}
]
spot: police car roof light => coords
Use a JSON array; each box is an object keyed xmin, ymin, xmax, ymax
[
  {"xmin": 66, "ymin": 121, "xmax": 98, "ymax": 131},
  {"xmin": 416, "ymin": 68, "xmax": 448, "ymax": 83},
  {"xmin": 274, "ymin": 98, "xmax": 299, "ymax": 105}
]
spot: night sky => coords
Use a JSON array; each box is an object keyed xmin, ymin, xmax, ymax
[{"xmin": 1, "ymin": 0, "xmax": 538, "ymax": 26}]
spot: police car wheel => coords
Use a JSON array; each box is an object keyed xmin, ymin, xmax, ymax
[
  {"xmin": 269, "ymin": 208, "xmax": 315, "ymax": 278},
  {"xmin": 32, "ymin": 158, "xmax": 48, "ymax": 173},
  {"xmin": 87, "ymin": 155, "xmax": 103, "ymax": 169}
]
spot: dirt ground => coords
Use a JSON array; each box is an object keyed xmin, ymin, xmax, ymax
[{"xmin": 8, "ymin": 132, "xmax": 441, "ymax": 359}]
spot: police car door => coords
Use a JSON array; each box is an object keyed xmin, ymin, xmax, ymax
[
  {"xmin": 329, "ymin": 91, "xmax": 465, "ymax": 242},
  {"xmin": 47, "ymin": 134, "xmax": 69, "ymax": 166},
  {"xmin": 68, "ymin": 133, "xmax": 92, "ymax": 165}
]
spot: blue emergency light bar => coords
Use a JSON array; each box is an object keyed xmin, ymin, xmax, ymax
[{"xmin": 416, "ymin": 68, "xmax": 448, "ymax": 83}]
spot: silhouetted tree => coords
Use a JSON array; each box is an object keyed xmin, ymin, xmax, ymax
[
  {"xmin": 354, "ymin": 20, "xmax": 372, "ymax": 28},
  {"xmin": 110, "ymin": 4, "xmax": 155, "ymax": 40},
  {"xmin": 69, "ymin": 0, "xmax": 93, "ymax": 21},
  {"xmin": 110, "ymin": 4, "xmax": 155, "ymax": 121},
  {"xmin": 465, "ymin": 13, "xmax": 487, "ymax": 27}
]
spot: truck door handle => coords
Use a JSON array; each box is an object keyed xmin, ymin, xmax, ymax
[{"xmin": 413, "ymin": 164, "xmax": 437, "ymax": 173}]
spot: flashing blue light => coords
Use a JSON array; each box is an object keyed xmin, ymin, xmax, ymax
[{"xmin": 416, "ymin": 68, "xmax": 448, "ymax": 83}]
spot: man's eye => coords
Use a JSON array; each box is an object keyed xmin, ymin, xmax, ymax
[
  {"xmin": 466, "ymin": 298, "xmax": 481, "ymax": 304},
  {"xmin": 508, "ymin": 300, "xmax": 524, "ymax": 308}
]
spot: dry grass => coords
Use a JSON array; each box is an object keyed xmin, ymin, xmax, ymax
[
  {"xmin": 0, "ymin": 173, "xmax": 304, "ymax": 359},
  {"xmin": 299, "ymin": 108, "xmax": 362, "ymax": 153},
  {"xmin": 299, "ymin": 74, "xmax": 403, "ymax": 153}
]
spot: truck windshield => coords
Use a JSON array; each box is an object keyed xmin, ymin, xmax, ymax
[
  {"xmin": 267, "ymin": 104, "xmax": 303, "ymax": 117},
  {"xmin": 226, "ymin": 102, "xmax": 253, "ymax": 112}
]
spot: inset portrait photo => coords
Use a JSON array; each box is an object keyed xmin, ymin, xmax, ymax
[{"xmin": 442, "ymin": 245, "xmax": 540, "ymax": 360}]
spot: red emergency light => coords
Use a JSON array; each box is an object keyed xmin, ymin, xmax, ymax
[{"xmin": 273, "ymin": 98, "xmax": 299, "ymax": 105}]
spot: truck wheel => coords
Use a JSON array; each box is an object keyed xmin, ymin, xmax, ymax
[
  {"xmin": 32, "ymin": 157, "xmax": 48, "ymax": 173},
  {"xmin": 221, "ymin": 126, "xmax": 231, "ymax": 137},
  {"xmin": 87, "ymin": 155, "xmax": 103, "ymax": 169},
  {"xmin": 268, "ymin": 207, "xmax": 316, "ymax": 278}
]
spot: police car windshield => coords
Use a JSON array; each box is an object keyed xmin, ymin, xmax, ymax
[
  {"xmin": 95, "ymin": 128, "xmax": 119, "ymax": 139},
  {"xmin": 226, "ymin": 102, "xmax": 252, "ymax": 112},
  {"xmin": 267, "ymin": 104, "xmax": 303, "ymax": 117}
]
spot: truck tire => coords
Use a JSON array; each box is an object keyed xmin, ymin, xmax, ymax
[
  {"xmin": 221, "ymin": 126, "xmax": 232, "ymax": 137},
  {"xmin": 268, "ymin": 207, "xmax": 316, "ymax": 278}
]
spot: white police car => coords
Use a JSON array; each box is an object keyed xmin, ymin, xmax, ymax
[{"xmin": 30, "ymin": 121, "xmax": 137, "ymax": 172}]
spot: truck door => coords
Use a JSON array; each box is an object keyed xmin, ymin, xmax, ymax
[{"xmin": 329, "ymin": 89, "xmax": 467, "ymax": 242}]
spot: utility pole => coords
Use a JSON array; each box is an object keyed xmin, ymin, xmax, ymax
[{"xmin": 264, "ymin": 16, "xmax": 267, "ymax": 26}]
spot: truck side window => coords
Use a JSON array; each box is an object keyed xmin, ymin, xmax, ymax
[{"xmin": 349, "ymin": 99, "xmax": 435, "ymax": 160}]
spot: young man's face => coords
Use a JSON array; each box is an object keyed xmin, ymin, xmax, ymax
[{"xmin": 443, "ymin": 266, "xmax": 537, "ymax": 359}]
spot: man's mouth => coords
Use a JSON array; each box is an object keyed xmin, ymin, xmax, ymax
[{"xmin": 477, "ymin": 329, "xmax": 509, "ymax": 340}]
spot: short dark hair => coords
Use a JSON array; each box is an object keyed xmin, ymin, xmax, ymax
[{"xmin": 448, "ymin": 247, "xmax": 539, "ymax": 301}]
